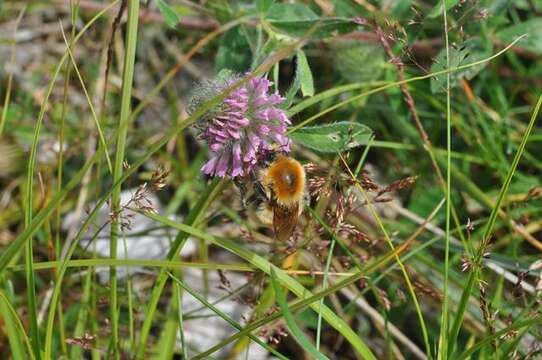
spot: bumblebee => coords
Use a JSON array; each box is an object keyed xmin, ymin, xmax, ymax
[{"xmin": 237, "ymin": 153, "xmax": 306, "ymax": 242}]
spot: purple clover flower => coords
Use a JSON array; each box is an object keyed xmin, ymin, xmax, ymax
[{"xmin": 193, "ymin": 75, "xmax": 291, "ymax": 178}]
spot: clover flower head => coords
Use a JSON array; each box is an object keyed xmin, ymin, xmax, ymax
[{"xmin": 190, "ymin": 74, "xmax": 291, "ymax": 178}]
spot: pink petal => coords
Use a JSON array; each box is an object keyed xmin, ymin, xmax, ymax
[
  {"xmin": 215, "ymin": 151, "xmax": 231, "ymax": 177},
  {"xmin": 231, "ymin": 143, "xmax": 243, "ymax": 177},
  {"xmin": 201, "ymin": 156, "xmax": 218, "ymax": 175},
  {"xmin": 254, "ymin": 95, "xmax": 269, "ymax": 107},
  {"xmin": 268, "ymin": 93, "xmax": 282, "ymax": 105},
  {"xmin": 210, "ymin": 143, "xmax": 223, "ymax": 151},
  {"xmin": 227, "ymin": 128, "xmax": 241, "ymax": 139},
  {"xmin": 232, "ymin": 117, "xmax": 250, "ymax": 126}
]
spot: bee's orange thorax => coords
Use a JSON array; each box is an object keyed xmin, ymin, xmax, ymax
[{"xmin": 263, "ymin": 156, "xmax": 305, "ymax": 207}]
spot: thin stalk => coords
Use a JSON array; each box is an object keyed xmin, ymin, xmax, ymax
[
  {"xmin": 24, "ymin": 13, "xmax": 43, "ymax": 357},
  {"xmin": 59, "ymin": 24, "xmax": 113, "ymax": 174},
  {"xmin": 122, "ymin": 232, "xmax": 135, "ymax": 350},
  {"xmin": 56, "ymin": 0, "xmax": 78, "ymax": 263},
  {"xmin": 0, "ymin": 290, "xmax": 34, "ymax": 360},
  {"xmin": 175, "ymin": 281, "xmax": 188, "ymax": 359},
  {"xmin": 316, "ymin": 238, "xmax": 336, "ymax": 350},
  {"xmin": 439, "ymin": 2, "xmax": 452, "ymax": 359},
  {"xmin": 109, "ymin": 0, "xmax": 139, "ymax": 356}
]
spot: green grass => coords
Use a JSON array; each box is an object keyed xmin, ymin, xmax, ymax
[{"xmin": 1, "ymin": 1, "xmax": 541, "ymax": 359}]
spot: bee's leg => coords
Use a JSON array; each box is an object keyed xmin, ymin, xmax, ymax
[
  {"xmin": 249, "ymin": 169, "xmax": 270, "ymax": 202},
  {"xmin": 233, "ymin": 177, "xmax": 248, "ymax": 209},
  {"xmin": 254, "ymin": 181, "xmax": 269, "ymax": 202}
]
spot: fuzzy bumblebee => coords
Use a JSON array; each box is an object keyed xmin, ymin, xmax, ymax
[{"xmin": 256, "ymin": 155, "xmax": 306, "ymax": 242}]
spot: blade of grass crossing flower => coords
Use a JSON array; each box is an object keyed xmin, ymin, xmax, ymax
[
  {"xmin": 0, "ymin": 291, "xmax": 33, "ymax": 360},
  {"xmin": 42, "ymin": 51, "xmax": 264, "ymax": 359},
  {"xmin": 129, "ymin": 17, "xmax": 250, "ymax": 123},
  {"xmin": 46, "ymin": 65, "xmax": 290, "ymax": 358},
  {"xmin": 168, "ymin": 272, "xmax": 290, "ymax": 360},
  {"xmin": 439, "ymin": 2, "xmax": 452, "ymax": 359},
  {"xmin": 270, "ymin": 268, "xmax": 330, "ymax": 360},
  {"xmin": 448, "ymin": 93, "xmax": 542, "ymax": 357},
  {"xmin": 110, "ymin": 0, "xmax": 139, "ymax": 356},
  {"xmin": 141, "ymin": 211, "xmax": 377, "ymax": 360}
]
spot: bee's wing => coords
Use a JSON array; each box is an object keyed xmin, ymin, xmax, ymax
[{"xmin": 273, "ymin": 203, "xmax": 299, "ymax": 242}]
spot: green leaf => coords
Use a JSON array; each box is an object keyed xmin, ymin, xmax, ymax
[
  {"xmin": 290, "ymin": 121, "xmax": 373, "ymax": 153},
  {"xmin": 496, "ymin": 18, "xmax": 542, "ymax": 55},
  {"xmin": 215, "ymin": 27, "xmax": 253, "ymax": 73},
  {"xmin": 430, "ymin": 38, "xmax": 492, "ymax": 93},
  {"xmin": 266, "ymin": 3, "xmax": 357, "ymax": 38},
  {"xmin": 156, "ymin": 0, "xmax": 180, "ymax": 28},
  {"xmin": 268, "ymin": 3, "xmax": 317, "ymax": 22},
  {"xmin": 297, "ymin": 50, "xmax": 314, "ymax": 97},
  {"xmin": 270, "ymin": 267, "xmax": 330, "ymax": 360},
  {"xmin": 331, "ymin": 41, "xmax": 386, "ymax": 83}
]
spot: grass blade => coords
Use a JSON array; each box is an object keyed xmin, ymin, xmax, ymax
[
  {"xmin": 439, "ymin": 2, "xmax": 452, "ymax": 359},
  {"xmin": 270, "ymin": 267, "xmax": 329, "ymax": 360},
  {"xmin": 109, "ymin": 0, "xmax": 139, "ymax": 355},
  {"xmin": 0, "ymin": 291, "xmax": 33, "ymax": 360}
]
